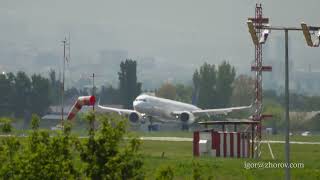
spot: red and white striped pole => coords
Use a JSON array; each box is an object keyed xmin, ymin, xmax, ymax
[{"xmin": 67, "ymin": 96, "xmax": 96, "ymax": 120}]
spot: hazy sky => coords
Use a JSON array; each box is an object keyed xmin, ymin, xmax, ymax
[{"xmin": 1, "ymin": 0, "xmax": 320, "ymax": 74}]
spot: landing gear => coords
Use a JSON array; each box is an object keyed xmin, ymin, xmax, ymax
[
  {"xmin": 148, "ymin": 124, "xmax": 159, "ymax": 131},
  {"xmin": 181, "ymin": 124, "xmax": 189, "ymax": 131},
  {"xmin": 147, "ymin": 116, "xmax": 160, "ymax": 131}
]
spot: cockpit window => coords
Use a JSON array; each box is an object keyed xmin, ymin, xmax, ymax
[{"xmin": 135, "ymin": 99, "xmax": 146, "ymax": 102}]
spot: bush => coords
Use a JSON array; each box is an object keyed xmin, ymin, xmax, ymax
[
  {"xmin": 155, "ymin": 165, "xmax": 174, "ymax": 180},
  {"xmin": 0, "ymin": 117, "xmax": 13, "ymax": 133},
  {"xmin": 12, "ymin": 114, "xmax": 79, "ymax": 179},
  {"xmin": 0, "ymin": 136, "xmax": 20, "ymax": 179},
  {"xmin": 78, "ymin": 112, "xmax": 144, "ymax": 179},
  {"xmin": 0, "ymin": 112, "xmax": 144, "ymax": 179}
]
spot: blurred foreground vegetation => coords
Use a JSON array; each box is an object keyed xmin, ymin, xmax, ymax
[
  {"xmin": 1, "ymin": 114, "xmax": 320, "ymax": 179},
  {"xmin": 0, "ymin": 113, "xmax": 144, "ymax": 179}
]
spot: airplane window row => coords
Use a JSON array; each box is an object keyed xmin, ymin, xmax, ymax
[{"xmin": 135, "ymin": 99, "xmax": 147, "ymax": 102}]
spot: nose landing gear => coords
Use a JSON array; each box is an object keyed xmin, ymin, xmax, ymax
[{"xmin": 147, "ymin": 116, "xmax": 160, "ymax": 131}]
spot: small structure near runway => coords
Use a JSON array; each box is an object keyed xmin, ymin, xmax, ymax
[{"xmin": 193, "ymin": 120, "xmax": 259, "ymax": 158}]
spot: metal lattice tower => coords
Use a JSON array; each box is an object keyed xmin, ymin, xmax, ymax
[
  {"xmin": 248, "ymin": 4, "xmax": 272, "ymax": 158},
  {"xmin": 254, "ymin": 4, "xmax": 263, "ymax": 123},
  {"xmin": 253, "ymin": 4, "xmax": 263, "ymax": 158}
]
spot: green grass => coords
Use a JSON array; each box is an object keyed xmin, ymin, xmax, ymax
[
  {"xmin": 140, "ymin": 140, "xmax": 320, "ymax": 179},
  {"xmin": 2, "ymin": 130, "xmax": 320, "ymax": 179}
]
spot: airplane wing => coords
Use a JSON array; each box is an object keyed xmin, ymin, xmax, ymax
[
  {"xmin": 97, "ymin": 105, "xmax": 171, "ymax": 124},
  {"xmin": 192, "ymin": 105, "xmax": 252, "ymax": 116},
  {"xmin": 172, "ymin": 105, "xmax": 252, "ymax": 117},
  {"xmin": 97, "ymin": 105, "xmax": 136, "ymax": 115}
]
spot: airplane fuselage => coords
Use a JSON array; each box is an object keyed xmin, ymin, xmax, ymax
[{"xmin": 133, "ymin": 94, "xmax": 200, "ymax": 120}]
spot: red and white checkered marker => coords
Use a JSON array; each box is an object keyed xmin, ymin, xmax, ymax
[{"xmin": 67, "ymin": 96, "xmax": 96, "ymax": 120}]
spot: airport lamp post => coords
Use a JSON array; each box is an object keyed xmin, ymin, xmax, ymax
[{"xmin": 248, "ymin": 21, "xmax": 320, "ymax": 180}]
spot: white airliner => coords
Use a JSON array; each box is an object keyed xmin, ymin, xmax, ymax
[{"xmin": 97, "ymin": 94, "xmax": 251, "ymax": 130}]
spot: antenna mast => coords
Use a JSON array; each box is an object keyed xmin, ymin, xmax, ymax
[{"xmin": 61, "ymin": 37, "xmax": 70, "ymax": 126}]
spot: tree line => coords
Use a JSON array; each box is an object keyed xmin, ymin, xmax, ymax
[
  {"xmin": 100, "ymin": 60, "xmax": 251, "ymax": 110},
  {"xmin": 155, "ymin": 61, "xmax": 253, "ymax": 109},
  {"xmin": 0, "ymin": 71, "xmax": 51, "ymax": 118},
  {"xmin": 0, "ymin": 59, "xmax": 142, "ymax": 120},
  {"xmin": 0, "ymin": 70, "xmax": 92, "ymax": 118},
  {"xmin": 192, "ymin": 61, "xmax": 236, "ymax": 108},
  {"xmin": 2, "ymin": 58, "xmax": 320, "ymax": 124}
]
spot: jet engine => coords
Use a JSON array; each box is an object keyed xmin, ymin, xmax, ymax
[
  {"xmin": 128, "ymin": 112, "xmax": 142, "ymax": 123},
  {"xmin": 180, "ymin": 111, "xmax": 195, "ymax": 124}
]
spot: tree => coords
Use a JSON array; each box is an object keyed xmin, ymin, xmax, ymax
[
  {"xmin": 65, "ymin": 87, "xmax": 80, "ymax": 105},
  {"xmin": 192, "ymin": 70, "xmax": 201, "ymax": 105},
  {"xmin": 216, "ymin": 61, "xmax": 236, "ymax": 107},
  {"xmin": 14, "ymin": 114, "xmax": 80, "ymax": 179},
  {"xmin": 48, "ymin": 69, "xmax": 61, "ymax": 105},
  {"xmin": 100, "ymin": 85, "xmax": 121, "ymax": 104},
  {"xmin": 78, "ymin": 112, "xmax": 144, "ymax": 179},
  {"xmin": 0, "ymin": 74, "xmax": 14, "ymax": 116},
  {"xmin": 13, "ymin": 71, "xmax": 32, "ymax": 117},
  {"xmin": 79, "ymin": 88, "xmax": 89, "ymax": 96},
  {"xmin": 231, "ymin": 75, "xmax": 254, "ymax": 106},
  {"xmin": 193, "ymin": 61, "xmax": 236, "ymax": 109},
  {"xmin": 118, "ymin": 59, "xmax": 142, "ymax": 109},
  {"xmin": 156, "ymin": 82, "xmax": 177, "ymax": 100},
  {"xmin": 193, "ymin": 63, "xmax": 217, "ymax": 108},
  {"xmin": 0, "ymin": 131, "xmax": 20, "ymax": 179},
  {"xmin": 175, "ymin": 84, "xmax": 193, "ymax": 103},
  {"xmin": 30, "ymin": 74, "xmax": 51, "ymax": 116},
  {"xmin": 0, "ymin": 117, "xmax": 13, "ymax": 133}
]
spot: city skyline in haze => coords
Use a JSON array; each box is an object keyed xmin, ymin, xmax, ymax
[{"xmin": 1, "ymin": 0, "xmax": 320, "ymax": 90}]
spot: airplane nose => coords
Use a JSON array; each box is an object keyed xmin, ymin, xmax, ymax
[
  {"xmin": 133, "ymin": 101, "xmax": 141, "ymax": 109},
  {"xmin": 133, "ymin": 100, "xmax": 145, "ymax": 112}
]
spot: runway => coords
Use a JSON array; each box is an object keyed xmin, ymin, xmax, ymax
[{"xmin": 1, "ymin": 135, "xmax": 320, "ymax": 145}]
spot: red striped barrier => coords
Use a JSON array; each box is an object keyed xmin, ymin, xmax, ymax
[
  {"xmin": 193, "ymin": 130, "xmax": 250, "ymax": 158},
  {"xmin": 67, "ymin": 96, "xmax": 96, "ymax": 120},
  {"xmin": 193, "ymin": 131, "xmax": 200, "ymax": 156}
]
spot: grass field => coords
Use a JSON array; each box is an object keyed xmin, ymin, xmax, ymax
[
  {"xmin": 130, "ymin": 130, "xmax": 320, "ymax": 179},
  {"xmin": 2, "ymin": 129, "xmax": 320, "ymax": 179},
  {"xmin": 140, "ymin": 141, "xmax": 320, "ymax": 179}
]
